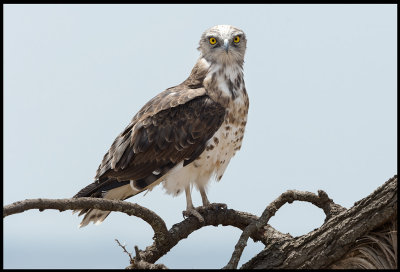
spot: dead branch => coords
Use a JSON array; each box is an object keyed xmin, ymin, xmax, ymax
[
  {"xmin": 3, "ymin": 198, "xmax": 170, "ymax": 243},
  {"xmin": 3, "ymin": 175, "xmax": 396, "ymax": 269},
  {"xmin": 128, "ymin": 260, "xmax": 168, "ymax": 270},
  {"xmin": 115, "ymin": 239, "xmax": 134, "ymax": 263},
  {"xmin": 223, "ymin": 189, "xmax": 346, "ymax": 269},
  {"xmin": 329, "ymin": 218, "xmax": 397, "ymax": 269},
  {"xmin": 240, "ymin": 175, "xmax": 397, "ymax": 269},
  {"xmin": 3, "ymin": 196, "xmax": 290, "ymax": 267},
  {"xmin": 127, "ymin": 245, "xmax": 168, "ymax": 269},
  {"xmin": 127, "ymin": 208, "xmax": 292, "ymax": 268}
]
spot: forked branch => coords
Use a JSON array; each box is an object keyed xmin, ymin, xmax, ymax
[
  {"xmin": 241, "ymin": 175, "xmax": 397, "ymax": 269},
  {"xmin": 3, "ymin": 195, "xmax": 290, "ymax": 268},
  {"xmin": 3, "ymin": 175, "xmax": 396, "ymax": 269},
  {"xmin": 223, "ymin": 188, "xmax": 347, "ymax": 269}
]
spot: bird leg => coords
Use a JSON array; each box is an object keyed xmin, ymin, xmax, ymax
[
  {"xmin": 199, "ymin": 185, "xmax": 227, "ymax": 210},
  {"xmin": 182, "ymin": 185, "xmax": 204, "ymax": 223},
  {"xmin": 199, "ymin": 186, "xmax": 210, "ymax": 206}
]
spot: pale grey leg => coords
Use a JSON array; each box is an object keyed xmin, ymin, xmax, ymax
[
  {"xmin": 183, "ymin": 185, "xmax": 204, "ymax": 223},
  {"xmin": 199, "ymin": 186, "xmax": 210, "ymax": 206},
  {"xmin": 185, "ymin": 185, "xmax": 195, "ymax": 210}
]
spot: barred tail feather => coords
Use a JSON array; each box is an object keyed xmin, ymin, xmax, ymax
[
  {"xmin": 79, "ymin": 210, "xmax": 112, "ymax": 228},
  {"xmin": 74, "ymin": 171, "xmax": 170, "ymax": 227},
  {"xmin": 73, "ymin": 179, "xmax": 141, "ymax": 228}
]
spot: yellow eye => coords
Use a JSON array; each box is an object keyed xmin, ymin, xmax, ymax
[
  {"xmin": 234, "ymin": 36, "xmax": 240, "ymax": 43},
  {"xmin": 209, "ymin": 37, "xmax": 217, "ymax": 45}
]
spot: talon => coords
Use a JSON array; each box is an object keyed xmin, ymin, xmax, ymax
[{"xmin": 183, "ymin": 208, "xmax": 204, "ymax": 223}]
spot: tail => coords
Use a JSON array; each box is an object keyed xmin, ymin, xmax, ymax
[{"xmin": 73, "ymin": 178, "xmax": 139, "ymax": 228}]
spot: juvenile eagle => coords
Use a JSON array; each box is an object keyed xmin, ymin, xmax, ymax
[{"xmin": 74, "ymin": 25, "xmax": 249, "ymax": 227}]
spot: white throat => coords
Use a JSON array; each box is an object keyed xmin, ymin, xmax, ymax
[{"xmin": 201, "ymin": 58, "xmax": 245, "ymax": 106}]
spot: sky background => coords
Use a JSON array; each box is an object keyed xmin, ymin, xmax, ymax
[{"xmin": 3, "ymin": 4, "xmax": 397, "ymax": 269}]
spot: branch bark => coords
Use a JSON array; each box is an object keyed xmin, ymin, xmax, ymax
[
  {"xmin": 3, "ymin": 198, "xmax": 170, "ymax": 244},
  {"xmin": 3, "ymin": 175, "xmax": 396, "ymax": 269},
  {"xmin": 3, "ymin": 195, "xmax": 290, "ymax": 267},
  {"xmin": 240, "ymin": 175, "xmax": 397, "ymax": 269},
  {"xmin": 223, "ymin": 189, "xmax": 346, "ymax": 269},
  {"xmin": 127, "ymin": 208, "xmax": 292, "ymax": 269}
]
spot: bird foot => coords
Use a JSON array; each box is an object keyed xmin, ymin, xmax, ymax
[
  {"xmin": 182, "ymin": 208, "xmax": 204, "ymax": 223},
  {"xmin": 182, "ymin": 203, "xmax": 228, "ymax": 223}
]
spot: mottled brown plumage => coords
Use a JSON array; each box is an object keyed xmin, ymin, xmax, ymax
[{"xmin": 74, "ymin": 25, "xmax": 249, "ymax": 227}]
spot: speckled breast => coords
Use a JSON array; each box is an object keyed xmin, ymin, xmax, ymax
[{"xmin": 193, "ymin": 92, "xmax": 249, "ymax": 186}]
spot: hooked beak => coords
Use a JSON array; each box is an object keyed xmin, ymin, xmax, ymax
[{"xmin": 223, "ymin": 39, "xmax": 229, "ymax": 53}]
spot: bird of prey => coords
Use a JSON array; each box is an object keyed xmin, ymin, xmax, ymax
[{"xmin": 73, "ymin": 25, "xmax": 249, "ymax": 227}]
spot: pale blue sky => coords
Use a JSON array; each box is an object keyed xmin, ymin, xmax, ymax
[{"xmin": 4, "ymin": 4, "xmax": 397, "ymax": 269}]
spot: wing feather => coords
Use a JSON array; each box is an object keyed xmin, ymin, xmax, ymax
[{"xmin": 94, "ymin": 88, "xmax": 225, "ymax": 187}]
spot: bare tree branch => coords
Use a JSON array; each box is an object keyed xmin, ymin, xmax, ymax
[
  {"xmin": 329, "ymin": 218, "xmax": 397, "ymax": 269},
  {"xmin": 3, "ymin": 195, "xmax": 290, "ymax": 267},
  {"xmin": 115, "ymin": 239, "xmax": 134, "ymax": 263},
  {"xmin": 128, "ymin": 259, "xmax": 168, "ymax": 270},
  {"xmin": 128, "ymin": 208, "xmax": 292, "ymax": 267},
  {"xmin": 3, "ymin": 198, "xmax": 170, "ymax": 243},
  {"xmin": 3, "ymin": 175, "xmax": 396, "ymax": 269},
  {"xmin": 223, "ymin": 189, "xmax": 346, "ymax": 269},
  {"xmin": 241, "ymin": 175, "xmax": 397, "ymax": 269}
]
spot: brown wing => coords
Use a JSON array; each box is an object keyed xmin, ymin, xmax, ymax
[
  {"xmin": 73, "ymin": 58, "xmax": 214, "ymax": 199},
  {"xmin": 90, "ymin": 91, "xmax": 225, "ymax": 193}
]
